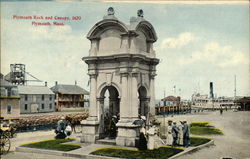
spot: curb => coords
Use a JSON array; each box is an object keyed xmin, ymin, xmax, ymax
[
  {"xmin": 16, "ymin": 147, "xmax": 120, "ymax": 159},
  {"xmin": 16, "ymin": 140, "xmax": 214, "ymax": 159},
  {"xmin": 169, "ymin": 139, "xmax": 214, "ymax": 159}
]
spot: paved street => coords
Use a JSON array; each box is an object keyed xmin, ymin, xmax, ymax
[
  {"xmin": 2, "ymin": 110, "xmax": 250, "ymax": 159},
  {"xmin": 158, "ymin": 110, "xmax": 250, "ymax": 159}
]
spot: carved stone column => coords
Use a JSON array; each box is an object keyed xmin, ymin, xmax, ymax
[
  {"xmin": 149, "ymin": 71, "xmax": 156, "ymax": 115},
  {"xmin": 116, "ymin": 72, "xmax": 140, "ymax": 147},
  {"xmin": 131, "ymin": 72, "xmax": 139, "ymax": 119},
  {"xmin": 81, "ymin": 73, "xmax": 99, "ymax": 143},
  {"xmin": 119, "ymin": 72, "xmax": 129, "ymax": 120},
  {"xmin": 88, "ymin": 73, "xmax": 98, "ymax": 121},
  {"xmin": 97, "ymin": 97, "xmax": 105, "ymax": 138}
]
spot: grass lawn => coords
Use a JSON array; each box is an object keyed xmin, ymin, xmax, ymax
[
  {"xmin": 190, "ymin": 122, "xmax": 223, "ymax": 135},
  {"xmin": 22, "ymin": 138, "xmax": 81, "ymax": 151},
  {"xmin": 91, "ymin": 146, "xmax": 184, "ymax": 159},
  {"xmin": 190, "ymin": 136, "xmax": 211, "ymax": 146}
]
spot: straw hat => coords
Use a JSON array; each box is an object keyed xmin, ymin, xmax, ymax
[
  {"xmin": 60, "ymin": 117, "xmax": 65, "ymax": 120},
  {"xmin": 140, "ymin": 116, "xmax": 146, "ymax": 121}
]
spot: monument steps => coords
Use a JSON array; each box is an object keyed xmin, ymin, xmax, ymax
[{"xmin": 96, "ymin": 138, "xmax": 116, "ymax": 145}]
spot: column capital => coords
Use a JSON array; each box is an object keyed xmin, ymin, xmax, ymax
[
  {"xmin": 97, "ymin": 97, "xmax": 104, "ymax": 101},
  {"xmin": 132, "ymin": 72, "xmax": 139, "ymax": 77},
  {"xmin": 120, "ymin": 72, "xmax": 129, "ymax": 77},
  {"xmin": 149, "ymin": 72, "xmax": 157, "ymax": 79},
  {"xmin": 89, "ymin": 73, "xmax": 97, "ymax": 78}
]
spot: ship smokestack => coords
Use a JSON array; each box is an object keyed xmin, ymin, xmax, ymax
[{"xmin": 210, "ymin": 82, "xmax": 214, "ymax": 98}]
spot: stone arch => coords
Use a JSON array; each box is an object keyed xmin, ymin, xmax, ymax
[
  {"xmin": 97, "ymin": 83, "xmax": 120, "ymax": 139},
  {"xmin": 97, "ymin": 82, "xmax": 122, "ymax": 98},
  {"xmin": 138, "ymin": 85, "xmax": 150, "ymax": 117},
  {"xmin": 87, "ymin": 19, "xmax": 128, "ymax": 39},
  {"xmin": 137, "ymin": 83, "xmax": 149, "ymax": 94},
  {"xmin": 135, "ymin": 21, "xmax": 157, "ymax": 42}
]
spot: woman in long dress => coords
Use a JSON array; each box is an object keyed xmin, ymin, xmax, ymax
[
  {"xmin": 177, "ymin": 121, "xmax": 184, "ymax": 146},
  {"xmin": 166, "ymin": 121, "xmax": 173, "ymax": 145},
  {"xmin": 147, "ymin": 125, "xmax": 156, "ymax": 150}
]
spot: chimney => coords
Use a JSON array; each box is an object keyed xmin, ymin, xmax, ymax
[
  {"xmin": 45, "ymin": 81, "xmax": 47, "ymax": 87},
  {"xmin": 55, "ymin": 81, "xmax": 58, "ymax": 86},
  {"xmin": 210, "ymin": 82, "xmax": 214, "ymax": 99}
]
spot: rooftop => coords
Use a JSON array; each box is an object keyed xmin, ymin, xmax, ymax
[
  {"xmin": 51, "ymin": 84, "xmax": 89, "ymax": 95},
  {"xmin": 161, "ymin": 96, "xmax": 180, "ymax": 101},
  {"xmin": 18, "ymin": 85, "xmax": 54, "ymax": 95}
]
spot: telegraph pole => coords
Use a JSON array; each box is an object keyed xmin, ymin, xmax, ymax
[{"xmin": 234, "ymin": 75, "xmax": 237, "ymax": 98}]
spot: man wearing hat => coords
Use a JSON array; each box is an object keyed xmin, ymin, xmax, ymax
[
  {"xmin": 109, "ymin": 115, "xmax": 118, "ymax": 138},
  {"xmin": 183, "ymin": 120, "xmax": 190, "ymax": 147},
  {"xmin": 172, "ymin": 121, "xmax": 179, "ymax": 146},
  {"xmin": 55, "ymin": 116, "xmax": 67, "ymax": 139}
]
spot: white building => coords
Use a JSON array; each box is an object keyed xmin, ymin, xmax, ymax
[{"xmin": 18, "ymin": 85, "xmax": 55, "ymax": 113}]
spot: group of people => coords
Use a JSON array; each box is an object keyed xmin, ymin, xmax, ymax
[
  {"xmin": 55, "ymin": 117, "xmax": 72, "ymax": 139},
  {"xmin": 137, "ymin": 116, "xmax": 190, "ymax": 151},
  {"xmin": 166, "ymin": 120, "xmax": 190, "ymax": 147}
]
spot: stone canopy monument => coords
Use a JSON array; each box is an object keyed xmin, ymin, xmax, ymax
[{"xmin": 81, "ymin": 7, "xmax": 159, "ymax": 147}]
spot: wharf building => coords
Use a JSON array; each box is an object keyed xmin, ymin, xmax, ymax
[{"xmin": 155, "ymin": 96, "xmax": 191, "ymax": 115}]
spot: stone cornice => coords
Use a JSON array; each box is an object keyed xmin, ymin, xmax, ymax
[{"xmin": 82, "ymin": 54, "xmax": 159, "ymax": 65}]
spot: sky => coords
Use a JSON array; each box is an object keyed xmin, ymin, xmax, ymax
[{"xmin": 1, "ymin": 1, "xmax": 249, "ymax": 100}]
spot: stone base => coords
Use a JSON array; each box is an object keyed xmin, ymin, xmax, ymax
[
  {"xmin": 116, "ymin": 136, "xmax": 139, "ymax": 147},
  {"xmin": 81, "ymin": 119, "xmax": 99, "ymax": 143},
  {"xmin": 115, "ymin": 120, "xmax": 140, "ymax": 147}
]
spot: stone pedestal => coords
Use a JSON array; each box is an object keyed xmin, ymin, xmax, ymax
[
  {"xmin": 80, "ymin": 119, "xmax": 99, "ymax": 143},
  {"xmin": 116, "ymin": 119, "xmax": 140, "ymax": 147}
]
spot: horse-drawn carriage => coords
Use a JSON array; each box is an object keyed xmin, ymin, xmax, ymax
[{"xmin": 0, "ymin": 117, "xmax": 16, "ymax": 154}]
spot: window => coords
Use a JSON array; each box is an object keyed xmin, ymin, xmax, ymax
[
  {"xmin": 41, "ymin": 104, "xmax": 44, "ymax": 109},
  {"xmin": 7, "ymin": 88, "xmax": 11, "ymax": 96},
  {"xmin": 49, "ymin": 95, "xmax": 52, "ymax": 101},
  {"xmin": 25, "ymin": 104, "xmax": 28, "ymax": 110},
  {"xmin": 7, "ymin": 105, "xmax": 12, "ymax": 114},
  {"xmin": 49, "ymin": 103, "xmax": 52, "ymax": 109},
  {"xmin": 42, "ymin": 95, "xmax": 45, "ymax": 101},
  {"xmin": 25, "ymin": 95, "xmax": 28, "ymax": 101}
]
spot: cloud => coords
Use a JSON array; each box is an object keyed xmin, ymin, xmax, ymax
[
  {"xmin": 160, "ymin": 32, "xmax": 199, "ymax": 49},
  {"xmin": 178, "ymin": 42, "xmax": 249, "ymax": 67}
]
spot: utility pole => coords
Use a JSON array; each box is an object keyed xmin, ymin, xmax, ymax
[
  {"xmin": 234, "ymin": 75, "xmax": 237, "ymax": 109},
  {"xmin": 234, "ymin": 75, "xmax": 237, "ymax": 98}
]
